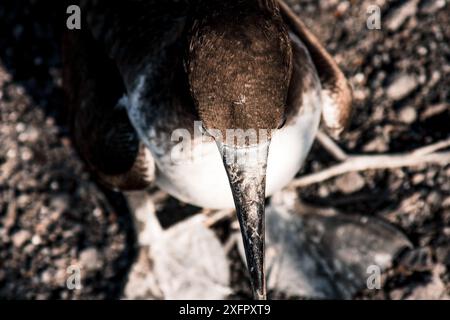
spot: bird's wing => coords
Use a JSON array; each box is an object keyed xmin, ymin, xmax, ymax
[
  {"xmin": 79, "ymin": 0, "xmax": 190, "ymax": 90},
  {"xmin": 63, "ymin": 28, "xmax": 154, "ymax": 191},
  {"xmin": 279, "ymin": 0, "xmax": 353, "ymax": 138}
]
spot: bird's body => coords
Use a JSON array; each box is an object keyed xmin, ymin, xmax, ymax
[
  {"xmin": 64, "ymin": 0, "xmax": 352, "ymax": 299},
  {"xmin": 126, "ymin": 29, "xmax": 323, "ymax": 208}
]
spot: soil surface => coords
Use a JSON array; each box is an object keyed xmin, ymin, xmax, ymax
[{"xmin": 0, "ymin": 0, "xmax": 449, "ymax": 299}]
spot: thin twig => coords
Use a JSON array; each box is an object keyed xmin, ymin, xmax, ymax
[
  {"xmin": 204, "ymin": 209, "xmax": 235, "ymax": 228},
  {"xmin": 289, "ymin": 138, "xmax": 450, "ymax": 188},
  {"xmin": 412, "ymin": 138, "xmax": 450, "ymax": 156},
  {"xmin": 316, "ymin": 130, "xmax": 348, "ymax": 161}
]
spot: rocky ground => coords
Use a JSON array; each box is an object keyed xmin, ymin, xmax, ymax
[{"xmin": 0, "ymin": 0, "xmax": 449, "ymax": 299}]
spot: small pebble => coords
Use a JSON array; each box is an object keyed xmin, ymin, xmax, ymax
[
  {"xmin": 12, "ymin": 230, "xmax": 31, "ymax": 248},
  {"xmin": 31, "ymin": 235, "xmax": 42, "ymax": 246},
  {"xmin": 387, "ymin": 74, "xmax": 418, "ymax": 101},
  {"xmin": 20, "ymin": 147, "xmax": 33, "ymax": 161},
  {"xmin": 386, "ymin": 0, "xmax": 419, "ymax": 31},
  {"xmin": 363, "ymin": 136, "xmax": 389, "ymax": 152},
  {"xmin": 79, "ymin": 248, "xmax": 102, "ymax": 271},
  {"xmin": 398, "ymin": 106, "xmax": 417, "ymax": 124},
  {"xmin": 436, "ymin": 246, "xmax": 450, "ymax": 265},
  {"xmin": 412, "ymin": 174, "xmax": 425, "ymax": 185},
  {"xmin": 335, "ymin": 172, "xmax": 366, "ymax": 194},
  {"xmin": 442, "ymin": 197, "xmax": 450, "ymax": 208}
]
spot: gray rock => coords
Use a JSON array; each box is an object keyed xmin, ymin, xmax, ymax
[
  {"xmin": 386, "ymin": 0, "xmax": 419, "ymax": 31},
  {"xmin": 363, "ymin": 136, "xmax": 389, "ymax": 153},
  {"xmin": 387, "ymin": 74, "xmax": 418, "ymax": 101},
  {"xmin": 421, "ymin": 0, "xmax": 447, "ymax": 14},
  {"xmin": 436, "ymin": 246, "xmax": 450, "ymax": 265},
  {"xmin": 18, "ymin": 126, "xmax": 39, "ymax": 143},
  {"xmin": 335, "ymin": 172, "xmax": 366, "ymax": 194},
  {"xmin": 12, "ymin": 230, "xmax": 31, "ymax": 248},
  {"xmin": 412, "ymin": 174, "xmax": 425, "ymax": 185},
  {"xmin": 398, "ymin": 106, "xmax": 418, "ymax": 124},
  {"xmin": 79, "ymin": 248, "xmax": 102, "ymax": 271},
  {"xmin": 443, "ymin": 196, "xmax": 450, "ymax": 208},
  {"xmin": 49, "ymin": 195, "xmax": 70, "ymax": 214}
]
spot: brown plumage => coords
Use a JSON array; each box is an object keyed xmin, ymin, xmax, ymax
[
  {"xmin": 63, "ymin": 27, "xmax": 153, "ymax": 190},
  {"xmin": 279, "ymin": 1, "xmax": 353, "ymax": 136},
  {"xmin": 187, "ymin": 0, "xmax": 292, "ymax": 137}
]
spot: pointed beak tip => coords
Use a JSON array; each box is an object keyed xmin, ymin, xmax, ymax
[
  {"xmin": 255, "ymin": 291, "xmax": 267, "ymax": 301},
  {"xmin": 217, "ymin": 141, "xmax": 270, "ymax": 301}
]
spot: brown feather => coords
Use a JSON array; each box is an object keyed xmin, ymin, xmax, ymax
[
  {"xmin": 63, "ymin": 29, "xmax": 153, "ymax": 191},
  {"xmin": 279, "ymin": 0, "xmax": 353, "ymax": 137}
]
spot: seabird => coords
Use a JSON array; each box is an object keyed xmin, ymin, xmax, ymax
[{"xmin": 63, "ymin": 0, "xmax": 352, "ymax": 300}]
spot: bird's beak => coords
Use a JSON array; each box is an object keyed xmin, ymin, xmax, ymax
[{"xmin": 217, "ymin": 140, "xmax": 270, "ymax": 300}]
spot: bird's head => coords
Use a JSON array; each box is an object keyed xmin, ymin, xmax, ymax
[{"xmin": 186, "ymin": 0, "xmax": 292, "ymax": 300}]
